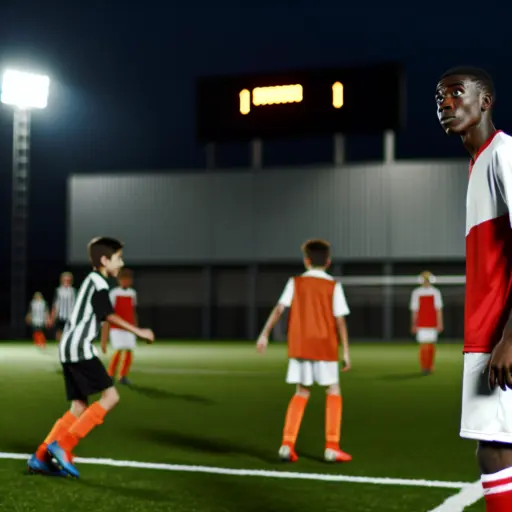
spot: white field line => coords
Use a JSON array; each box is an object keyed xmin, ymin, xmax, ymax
[
  {"xmin": 1, "ymin": 451, "xmax": 470, "ymax": 490},
  {"xmin": 427, "ymin": 481, "xmax": 483, "ymax": 512}
]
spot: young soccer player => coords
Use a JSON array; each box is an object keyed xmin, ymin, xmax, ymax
[
  {"xmin": 256, "ymin": 239, "xmax": 352, "ymax": 463},
  {"xmin": 49, "ymin": 272, "xmax": 76, "ymax": 342},
  {"xmin": 437, "ymin": 66, "xmax": 512, "ymax": 510},
  {"xmin": 409, "ymin": 271, "xmax": 444, "ymax": 375},
  {"xmin": 105, "ymin": 268, "xmax": 138, "ymax": 385},
  {"xmin": 27, "ymin": 237, "xmax": 155, "ymax": 478},
  {"xmin": 25, "ymin": 292, "xmax": 49, "ymax": 349}
]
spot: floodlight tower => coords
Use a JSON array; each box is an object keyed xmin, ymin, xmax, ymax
[{"xmin": 1, "ymin": 69, "xmax": 50, "ymax": 338}]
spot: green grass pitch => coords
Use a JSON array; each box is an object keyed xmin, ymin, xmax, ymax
[{"xmin": 0, "ymin": 341, "xmax": 485, "ymax": 511}]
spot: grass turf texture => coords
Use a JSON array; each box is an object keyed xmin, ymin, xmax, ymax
[{"xmin": 0, "ymin": 341, "xmax": 484, "ymax": 511}]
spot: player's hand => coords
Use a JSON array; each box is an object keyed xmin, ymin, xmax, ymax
[
  {"xmin": 101, "ymin": 342, "xmax": 108, "ymax": 354},
  {"xmin": 410, "ymin": 326, "xmax": 417, "ymax": 335},
  {"xmin": 341, "ymin": 354, "xmax": 351, "ymax": 372},
  {"xmin": 138, "ymin": 328, "xmax": 155, "ymax": 344},
  {"xmin": 487, "ymin": 336, "xmax": 512, "ymax": 391},
  {"xmin": 256, "ymin": 335, "xmax": 268, "ymax": 354}
]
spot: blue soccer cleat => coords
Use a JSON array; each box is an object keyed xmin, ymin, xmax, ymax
[
  {"xmin": 27, "ymin": 453, "xmax": 67, "ymax": 477},
  {"xmin": 47, "ymin": 441, "xmax": 80, "ymax": 478}
]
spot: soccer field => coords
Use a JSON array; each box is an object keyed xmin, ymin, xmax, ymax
[{"xmin": 0, "ymin": 341, "xmax": 485, "ymax": 511}]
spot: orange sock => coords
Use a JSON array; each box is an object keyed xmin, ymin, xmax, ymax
[
  {"xmin": 282, "ymin": 394, "xmax": 308, "ymax": 447},
  {"xmin": 119, "ymin": 351, "xmax": 133, "ymax": 378},
  {"xmin": 326, "ymin": 394, "xmax": 342, "ymax": 450},
  {"xmin": 38, "ymin": 332, "xmax": 47, "ymax": 349},
  {"xmin": 36, "ymin": 410, "xmax": 77, "ymax": 461},
  {"xmin": 419, "ymin": 345, "xmax": 428, "ymax": 370},
  {"xmin": 57, "ymin": 402, "xmax": 108, "ymax": 452},
  {"xmin": 108, "ymin": 351, "xmax": 122, "ymax": 377}
]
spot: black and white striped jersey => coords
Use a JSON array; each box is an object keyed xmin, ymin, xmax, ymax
[
  {"xmin": 53, "ymin": 286, "xmax": 76, "ymax": 321},
  {"xmin": 59, "ymin": 272, "xmax": 114, "ymax": 363},
  {"xmin": 29, "ymin": 299, "xmax": 48, "ymax": 328}
]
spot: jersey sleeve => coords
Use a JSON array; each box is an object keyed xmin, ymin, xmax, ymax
[
  {"xmin": 410, "ymin": 289, "xmax": 419, "ymax": 311},
  {"xmin": 494, "ymin": 145, "xmax": 512, "ymax": 223},
  {"xmin": 333, "ymin": 282, "xmax": 350, "ymax": 317},
  {"xmin": 434, "ymin": 289, "xmax": 443, "ymax": 309},
  {"xmin": 91, "ymin": 289, "xmax": 114, "ymax": 321},
  {"xmin": 278, "ymin": 278, "xmax": 294, "ymax": 307}
]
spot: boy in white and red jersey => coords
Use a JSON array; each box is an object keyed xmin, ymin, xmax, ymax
[
  {"xmin": 256, "ymin": 239, "xmax": 352, "ymax": 463},
  {"xmin": 437, "ymin": 66, "xmax": 512, "ymax": 511},
  {"xmin": 409, "ymin": 271, "xmax": 444, "ymax": 375},
  {"xmin": 104, "ymin": 268, "xmax": 138, "ymax": 385}
]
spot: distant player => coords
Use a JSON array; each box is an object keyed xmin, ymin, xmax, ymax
[
  {"xmin": 409, "ymin": 271, "xmax": 444, "ymax": 375},
  {"xmin": 437, "ymin": 66, "xmax": 512, "ymax": 510},
  {"xmin": 105, "ymin": 268, "xmax": 138, "ymax": 385},
  {"xmin": 256, "ymin": 239, "xmax": 352, "ymax": 463},
  {"xmin": 26, "ymin": 292, "xmax": 49, "ymax": 349},
  {"xmin": 27, "ymin": 237, "xmax": 154, "ymax": 478},
  {"xmin": 49, "ymin": 272, "xmax": 76, "ymax": 342}
]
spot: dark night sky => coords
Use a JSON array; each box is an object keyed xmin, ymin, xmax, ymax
[{"xmin": 0, "ymin": 2, "xmax": 511, "ymax": 273}]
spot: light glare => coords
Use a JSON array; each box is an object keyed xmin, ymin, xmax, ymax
[{"xmin": 1, "ymin": 69, "xmax": 50, "ymax": 109}]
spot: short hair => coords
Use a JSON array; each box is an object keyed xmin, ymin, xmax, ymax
[
  {"xmin": 60, "ymin": 271, "xmax": 72, "ymax": 279},
  {"xmin": 440, "ymin": 66, "xmax": 495, "ymax": 100},
  {"xmin": 87, "ymin": 237, "xmax": 124, "ymax": 269},
  {"xmin": 301, "ymin": 239, "xmax": 331, "ymax": 267}
]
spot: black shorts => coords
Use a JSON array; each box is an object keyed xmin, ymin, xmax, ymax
[
  {"xmin": 62, "ymin": 357, "xmax": 113, "ymax": 402},
  {"xmin": 55, "ymin": 319, "xmax": 68, "ymax": 332}
]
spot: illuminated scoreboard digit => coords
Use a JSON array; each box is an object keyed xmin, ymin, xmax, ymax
[{"xmin": 196, "ymin": 63, "xmax": 404, "ymax": 142}]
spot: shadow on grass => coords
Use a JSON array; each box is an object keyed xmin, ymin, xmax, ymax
[
  {"xmin": 138, "ymin": 428, "xmax": 277, "ymax": 464},
  {"xmin": 126, "ymin": 384, "xmax": 215, "ymax": 404}
]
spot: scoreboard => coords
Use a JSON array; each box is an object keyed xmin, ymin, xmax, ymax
[{"xmin": 196, "ymin": 62, "xmax": 405, "ymax": 143}]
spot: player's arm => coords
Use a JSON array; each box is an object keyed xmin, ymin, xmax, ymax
[
  {"xmin": 100, "ymin": 322, "xmax": 110, "ymax": 354},
  {"xmin": 92, "ymin": 289, "xmax": 154, "ymax": 343},
  {"xmin": 488, "ymin": 148, "xmax": 512, "ymax": 389},
  {"xmin": 434, "ymin": 289, "xmax": 444, "ymax": 333},
  {"xmin": 409, "ymin": 290, "xmax": 419, "ymax": 334},
  {"xmin": 25, "ymin": 306, "xmax": 31, "ymax": 325},
  {"xmin": 335, "ymin": 315, "xmax": 350, "ymax": 372},
  {"xmin": 256, "ymin": 278, "xmax": 293, "ymax": 353},
  {"xmin": 333, "ymin": 282, "xmax": 351, "ymax": 371}
]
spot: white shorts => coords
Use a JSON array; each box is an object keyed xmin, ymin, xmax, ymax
[
  {"xmin": 460, "ymin": 353, "xmax": 512, "ymax": 443},
  {"xmin": 109, "ymin": 329, "xmax": 137, "ymax": 351},
  {"xmin": 286, "ymin": 359, "xmax": 339, "ymax": 387},
  {"xmin": 416, "ymin": 328, "xmax": 438, "ymax": 343}
]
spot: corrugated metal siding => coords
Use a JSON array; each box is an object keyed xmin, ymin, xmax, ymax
[{"xmin": 68, "ymin": 160, "xmax": 468, "ymax": 264}]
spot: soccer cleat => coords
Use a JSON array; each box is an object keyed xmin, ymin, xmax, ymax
[
  {"xmin": 27, "ymin": 453, "xmax": 67, "ymax": 477},
  {"xmin": 324, "ymin": 447, "xmax": 352, "ymax": 462},
  {"xmin": 278, "ymin": 444, "xmax": 299, "ymax": 462},
  {"xmin": 47, "ymin": 441, "xmax": 80, "ymax": 478},
  {"xmin": 119, "ymin": 377, "xmax": 132, "ymax": 386}
]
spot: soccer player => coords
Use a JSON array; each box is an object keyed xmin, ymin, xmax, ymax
[
  {"xmin": 437, "ymin": 66, "xmax": 512, "ymax": 510},
  {"xmin": 409, "ymin": 271, "xmax": 444, "ymax": 375},
  {"xmin": 105, "ymin": 268, "xmax": 138, "ymax": 385},
  {"xmin": 25, "ymin": 292, "xmax": 49, "ymax": 349},
  {"xmin": 27, "ymin": 237, "xmax": 154, "ymax": 478},
  {"xmin": 256, "ymin": 239, "xmax": 352, "ymax": 463},
  {"xmin": 49, "ymin": 272, "xmax": 76, "ymax": 342}
]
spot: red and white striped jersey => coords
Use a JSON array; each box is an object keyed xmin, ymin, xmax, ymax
[
  {"xmin": 465, "ymin": 130, "xmax": 512, "ymax": 353},
  {"xmin": 109, "ymin": 286, "xmax": 137, "ymax": 330},
  {"xmin": 409, "ymin": 286, "xmax": 443, "ymax": 328}
]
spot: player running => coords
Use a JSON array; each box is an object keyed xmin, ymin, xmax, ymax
[{"xmin": 437, "ymin": 66, "xmax": 512, "ymax": 510}]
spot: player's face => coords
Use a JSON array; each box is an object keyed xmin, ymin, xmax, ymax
[
  {"xmin": 435, "ymin": 75, "xmax": 484, "ymax": 135},
  {"xmin": 119, "ymin": 276, "xmax": 132, "ymax": 288},
  {"xmin": 103, "ymin": 250, "xmax": 124, "ymax": 278},
  {"xmin": 61, "ymin": 275, "xmax": 72, "ymax": 287}
]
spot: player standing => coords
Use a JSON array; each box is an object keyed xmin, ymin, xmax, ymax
[
  {"xmin": 49, "ymin": 272, "xmax": 76, "ymax": 342},
  {"xmin": 26, "ymin": 292, "xmax": 49, "ymax": 349},
  {"xmin": 27, "ymin": 237, "xmax": 154, "ymax": 478},
  {"xmin": 256, "ymin": 239, "xmax": 352, "ymax": 463},
  {"xmin": 437, "ymin": 66, "xmax": 512, "ymax": 510},
  {"xmin": 409, "ymin": 271, "xmax": 444, "ymax": 375},
  {"xmin": 105, "ymin": 268, "xmax": 138, "ymax": 385}
]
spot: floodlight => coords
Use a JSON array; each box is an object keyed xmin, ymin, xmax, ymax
[{"xmin": 1, "ymin": 69, "xmax": 50, "ymax": 109}]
